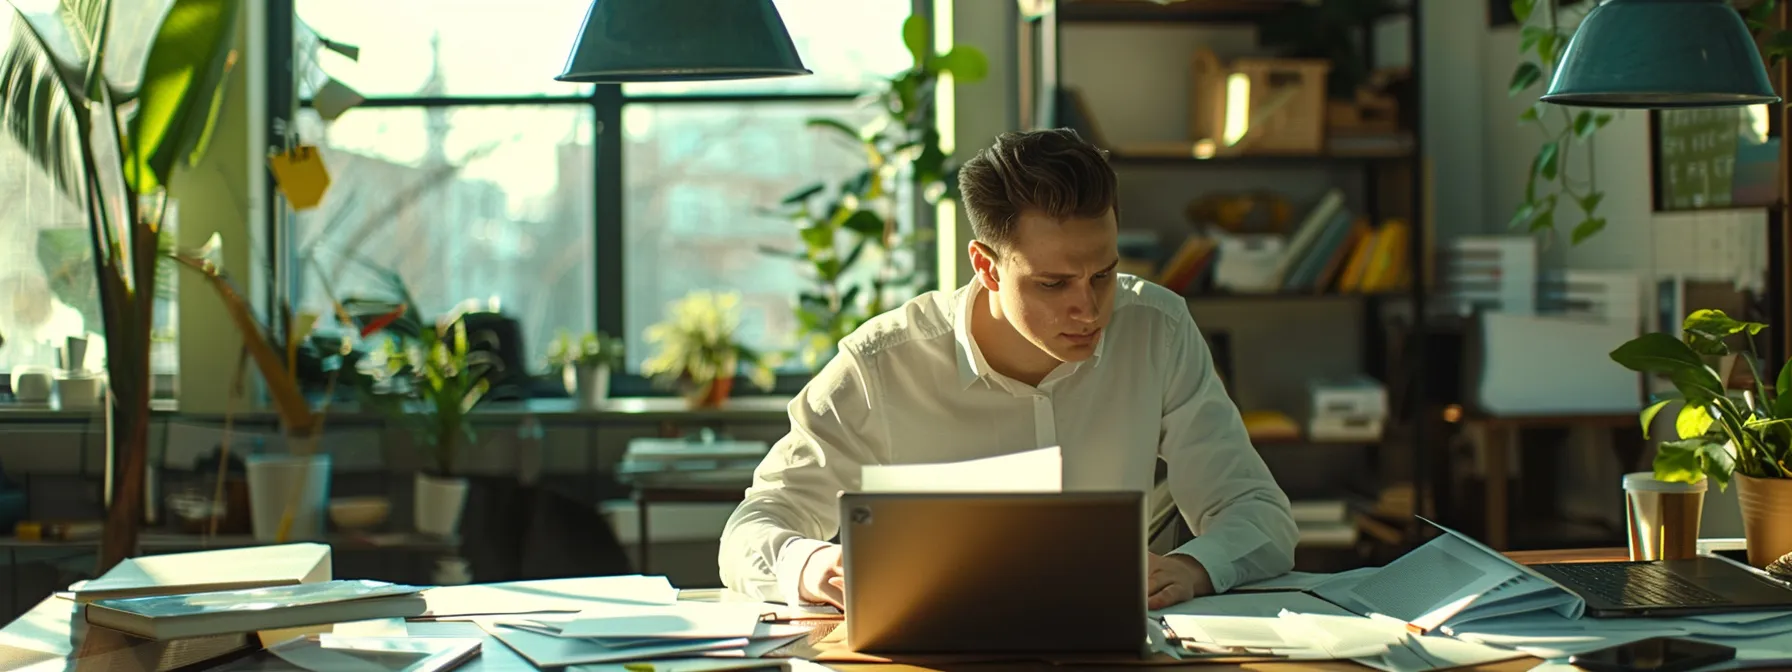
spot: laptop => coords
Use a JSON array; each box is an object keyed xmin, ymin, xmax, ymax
[
  {"xmin": 839, "ymin": 491, "xmax": 1149, "ymax": 656},
  {"xmin": 1530, "ymin": 555, "xmax": 1792, "ymax": 617}
]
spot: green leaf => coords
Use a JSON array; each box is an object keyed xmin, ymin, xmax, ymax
[
  {"xmin": 1511, "ymin": 0, "xmax": 1536, "ymax": 24},
  {"xmin": 806, "ymin": 118, "xmax": 862, "ymax": 143},
  {"xmin": 1528, "ymin": 208, "xmax": 1555, "ymax": 234},
  {"xmin": 1676, "ymin": 403, "xmax": 1715, "ymax": 441},
  {"xmin": 1611, "ymin": 332, "xmax": 1725, "ymax": 402},
  {"xmin": 1508, "ymin": 62, "xmax": 1543, "ymax": 97},
  {"xmin": 1683, "ymin": 308, "xmax": 1767, "ymax": 340},
  {"xmin": 1579, "ymin": 191, "xmax": 1604, "ymax": 214},
  {"xmin": 1537, "ymin": 141, "xmax": 1560, "ymax": 179},
  {"xmin": 1594, "ymin": 112, "xmax": 1613, "ymax": 129},
  {"xmin": 841, "ymin": 209, "xmax": 883, "ymax": 238},
  {"xmin": 1538, "ymin": 32, "xmax": 1560, "ymax": 66},
  {"xmin": 1700, "ymin": 440, "xmax": 1736, "ymax": 491},
  {"xmin": 1654, "ymin": 439, "xmax": 1708, "ymax": 484},
  {"xmin": 799, "ymin": 222, "xmax": 834, "ymax": 253},
  {"xmin": 1572, "ymin": 110, "xmax": 1596, "ymax": 138},
  {"xmin": 781, "ymin": 182, "xmax": 825, "ymax": 205},
  {"xmin": 126, "ymin": 0, "xmax": 243, "ymax": 194},
  {"xmin": 1775, "ymin": 359, "xmax": 1792, "ymax": 419},
  {"xmin": 1505, "ymin": 199, "xmax": 1533, "ymax": 231},
  {"xmin": 935, "ymin": 45, "xmax": 988, "ymax": 82},
  {"xmin": 1519, "ymin": 26, "xmax": 1545, "ymax": 52},
  {"xmin": 0, "ymin": 7, "xmax": 88, "ymax": 201},
  {"xmin": 901, "ymin": 14, "xmax": 929, "ymax": 67},
  {"xmin": 1518, "ymin": 104, "xmax": 1541, "ymax": 123},
  {"xmin": 1571, "ymin": 217, "xmax": 1605, "ymax": 244},
  {"xmin": 1640, "ymin": 398, "xmax": 1672, "ymax": 440}
]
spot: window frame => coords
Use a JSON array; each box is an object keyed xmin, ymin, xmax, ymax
[{"xmin": 266, "ymin": 0, "xmax": 937, "ymax": 400}]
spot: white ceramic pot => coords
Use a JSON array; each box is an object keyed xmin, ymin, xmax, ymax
[
  {"xmin": 56, "ymin": 373, "xmax": 105, "ymax": 410},
  {"xmin": 574, "ymin": 364, "xmax": 610, "ymax": 410},
  {"xmin": 245, "ymin": 452, "xmax": 332, "ymax": 542},
  {"xmin": 414, "ymin": 472, "xmax": 469, "ymax": 537}
]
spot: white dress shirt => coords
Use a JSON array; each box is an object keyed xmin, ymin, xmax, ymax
[{"xmin": 717, "ymin": 274, "xmax": 1297, "ymax": 604}]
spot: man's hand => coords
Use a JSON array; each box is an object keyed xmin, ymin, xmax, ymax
[
  {"xmin": 797, "ymin": 543, "xmax": 846, "ymax": 609},
  {"xmin": 1148, "ymin": 552, "xmax": 1215, "ymax": 610}
]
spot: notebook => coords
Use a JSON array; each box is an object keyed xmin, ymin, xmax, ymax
[
  {"xmin": 70, "ymin": 543, "xmax": 332, "ymax": 602},
  {"xmin": 84, "ymin": 580, "xmax": 429, "ymax": 641}
]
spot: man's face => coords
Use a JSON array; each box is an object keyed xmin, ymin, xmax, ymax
[{"xmin": 988, "ymin": 208, "xmax": 1120, "ymax": 363}]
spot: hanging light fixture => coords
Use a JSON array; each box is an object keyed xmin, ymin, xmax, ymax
[
  {"xmin": 1541, "ymin": 0, "xmax": 1779, "ymax": 108},
  {"xmin": 556, "ymin": 0, "xmax": 812, "ymax": 83}
]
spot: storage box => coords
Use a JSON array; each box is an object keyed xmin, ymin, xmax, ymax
[{"xmin": 1189, "ymin": 49, "xmax": 1330, "ymax": 155}]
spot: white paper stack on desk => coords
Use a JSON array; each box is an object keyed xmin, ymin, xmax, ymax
[{"xmin": 477, "ymin": 601, "xmax": 810, "ymax": 668}]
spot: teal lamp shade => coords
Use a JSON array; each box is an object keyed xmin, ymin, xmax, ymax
[
  {"xmin": 557, "ymin": 0, "xmax": 812, "ymax": 82},
  {"xmin": 1541, "ymin": 0, "xmax": 1780, "ymax": 108}
]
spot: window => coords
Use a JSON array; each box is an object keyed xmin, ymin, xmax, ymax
[
  {"xmin": 0, "ymin": 118, "xmax": 179, "ymax": 400},
  {"xmin": 288, "ymin": 0, "xmax": 598, "ymax": 376},
  {"xmin": 280, "ymin": 0, "xmax": 927, "ymax": 396},
  {"xmin": 618, "ymin": 2, "xmax": 919, "ymax": 381}
]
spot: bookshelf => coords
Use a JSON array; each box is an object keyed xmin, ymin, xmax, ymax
[{"xmin": 1021, "ymin": 0, "xmax": 1432, "ymax": 561}]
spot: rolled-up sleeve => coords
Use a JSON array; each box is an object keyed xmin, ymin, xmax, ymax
[
  {"xmin": 1158, "ymin": 312, "xmax": 1297, "ymax": 593},
  {"xmin": 718, "ymin": 349, "xmax": 881, "ymax": 603}
]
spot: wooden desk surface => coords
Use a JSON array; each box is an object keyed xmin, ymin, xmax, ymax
[{"xmin": 0, "ymin": 552, "xmax": 1635, "ymax": 672}]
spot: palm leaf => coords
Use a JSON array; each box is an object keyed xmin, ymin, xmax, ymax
[
  {"xmin": 0, "ymin": 7, "xmax": 86, "ymax": 201},
  {"xmin": 124, "ymin": 0, "xmax": 238, "ymax": 194}
]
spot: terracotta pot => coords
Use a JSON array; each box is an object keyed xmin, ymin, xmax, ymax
[
  {"xmin": 685, "ymin": 376, "xmax": 734, "ymax": 409},
  {"xmin": 1736, "ymin": 473, "xmax": 1792, "ymax": 568}
]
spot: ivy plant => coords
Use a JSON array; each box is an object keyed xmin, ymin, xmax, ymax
[{"xmin": 1507, "ymin": 0, "xmax": 1614, "ymax": 246}]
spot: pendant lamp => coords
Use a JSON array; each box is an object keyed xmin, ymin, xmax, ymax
[
  {"xmin": 556, "ymin": 0, "xmax": 812, "ymax": 83},
  {"xmin": 1541, "ymin": 0, "xmax": 1779, "ymax": 108}
]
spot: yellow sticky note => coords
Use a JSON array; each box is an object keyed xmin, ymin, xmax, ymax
[{"xmin": 268, "ymin": 146, "xmax": 331, "ymax": 210}]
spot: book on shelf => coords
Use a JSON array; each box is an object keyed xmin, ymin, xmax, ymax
[
  {"xmin": 85, "ymin": 579, "xmax": 429, "ymax": 641},
  {"xmin": 68, "ymin": 543, "xmax": 332, "ymax": 602}
]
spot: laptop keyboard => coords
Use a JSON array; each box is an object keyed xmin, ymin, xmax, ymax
[{"xmin": 1546, "ymin": 562, "xmax": 1730, "ymax": 607}]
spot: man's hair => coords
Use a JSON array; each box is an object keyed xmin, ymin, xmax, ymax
[{"xmin": 956, "ymin": 128, "xmax": 1118, "ymax": 254}]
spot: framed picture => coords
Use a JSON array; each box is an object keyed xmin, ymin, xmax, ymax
[{"xmin": 1650, "ymin": 106, "xmax": 1781, "ymax": 212}]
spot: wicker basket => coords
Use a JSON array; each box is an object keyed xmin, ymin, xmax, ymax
[{"xmin": 1189, "ymin": 49, "xmax": 1331, "ymax": 155}]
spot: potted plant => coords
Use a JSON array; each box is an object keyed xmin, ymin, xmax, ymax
[
  {"xmin": 547, "ymin": 330, "xmax": 624, "ymax": 410},
  {"xmin": 1610, "ymin": 308, "xmax": 1792, "ymax": 568},
  {"xmin": 359, "ymin": 305, "xmax": 500, "ymax": 538},
  {"xmin": 641, "ymin": 291, "xmax": 778, "ymax": 409}
]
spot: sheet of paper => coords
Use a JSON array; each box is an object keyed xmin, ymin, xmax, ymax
[
  {"xmin": 481, "ymin": 623, "xmax": 747, "ymax": 668},
  {"xmin": 1152, "ymin": 591, "xmax": 1356, "ymax": 618},
  {"xmin": 421, "ymin": 575, "xmax": 676, "ymax": 617},
  {"xmin": 569, "ymin": 661, "xmax": 781, "ymax": 672},
  {"xmin": 859, "ymin": 446, "xmax": 1061, "ymax": 493},
  {"xmin": 1233, "ymin": 567, "xmax": 1376, "ymax": 593},
  {"xmin": 1163, "ymin": 611, "xmax": 1403, "ymax": 660},
  {"xmin": 1321, "ymin": 530, "xmax": 1527, "ymax": 631},
  {"xmin": 1352, "ymin": 634, "xmax": 1528, "ymax": 672},
  {"xmin": 558, "ymin": 602, "xmax": 765, "ymax": 640}
]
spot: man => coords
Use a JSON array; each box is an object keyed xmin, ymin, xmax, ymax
[{"xmin": 718, "ymin": 128, "xmax": 1297, "ymax": 611}]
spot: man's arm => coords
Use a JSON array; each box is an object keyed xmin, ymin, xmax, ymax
[
  {"xmin": 1157, "ymin": 312, "xmax": 1298, "ymax": 594},
  {"xmin": 718, "ymin": 350, "xmax": 881, "ymax": 603}
]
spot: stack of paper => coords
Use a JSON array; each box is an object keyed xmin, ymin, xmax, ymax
[{"xmin": 479, "ymin": 602, "xmax": 809, "ymax": 668}]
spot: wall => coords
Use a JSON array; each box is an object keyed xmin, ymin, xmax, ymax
[
  {"xmin": 1437, "ymin": 2, "xmax": 1771, "ymax": 539},
  {"xmin": 169, "ymin": 2, "xmax": 265, "ymax": 415}
]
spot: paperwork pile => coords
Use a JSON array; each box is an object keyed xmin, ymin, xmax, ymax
[{"xmin": 478, "ymin": 601, "xmax": 809, "ymax": 668}]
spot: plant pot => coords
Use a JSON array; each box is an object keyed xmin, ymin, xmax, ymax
[
  {"xmin": 1737, "ymin": 473, "xmax": 1792, "ymax": 568},
  {"xmin": 414, "ymin": 472, "xmax": 469, "ymax": 538},
  {"xmin": 574, "ymin": 364, "xmax": 610, "ymax": 410},
  {"xmin": 684, "ymin": 375, "xmax": 734, "ymax": 410},
  {"xmin": 245, "ymin": 452, "xmax": 332, "ymax": 542}
]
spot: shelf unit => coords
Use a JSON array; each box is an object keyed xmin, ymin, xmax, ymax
[{"xmin": 1020, "ymin": 0, "xmax": 1432, "ymax": 557}]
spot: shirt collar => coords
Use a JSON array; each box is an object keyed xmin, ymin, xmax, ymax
[
  {"xmin": 953, "ymin": 282, "xmax": 1110, "ymax": 390},
  {"xmin": 953, "ymin": 282, "xmax": 990, "ymax": 390}
]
